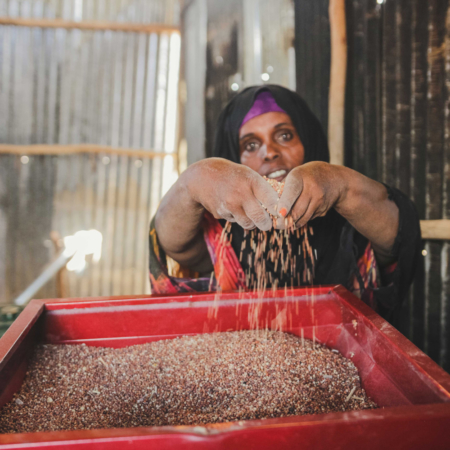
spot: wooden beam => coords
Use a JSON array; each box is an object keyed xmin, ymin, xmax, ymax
[
  {"xmin": 0, "ymin": 144, "xmax": 177, "ymax": 160},
  {"xmin": 328, "ymin": 0, "xmax": 347, "ymax": 165},
  {"xmin": 0, "ymin": 17, "xmax": 180, "ymax": 34},
  {"xmin": 420, "ymin": 220, "xmax": 450, "ymax": 240}
]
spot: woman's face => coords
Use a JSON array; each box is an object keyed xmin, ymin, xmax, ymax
[{"xmin": 239, "ymin": 112, "xmax": 305, "ymax": 182}]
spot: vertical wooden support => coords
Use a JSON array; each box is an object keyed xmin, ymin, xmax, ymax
[{"xmin": 328, "ymin": 0, "xmax": 347, "ymax": 165}]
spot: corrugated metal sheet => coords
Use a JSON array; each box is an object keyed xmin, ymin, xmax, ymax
[
  {"xmin": 0, "ymin": 0, "xmax": 180, "ymax": 302},
  {"xmin": 343, "ymin": 0, "xmax": 450, "ymax": 371}
]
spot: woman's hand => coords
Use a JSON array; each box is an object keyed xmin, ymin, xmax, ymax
[
  {"xmin": 275, "ymin": 161, "xmax": 399, "ymax": 266},
  {"xmin": 155, "ymin": 158, "xmax": 280, "ymax": 273},
  {"xmin": 276, "ymin": 162, "xmax": 346, "ymax": 228},
  {"xmin": 187, "ymin": 158, "xmax": 280, "ymax": 231}
]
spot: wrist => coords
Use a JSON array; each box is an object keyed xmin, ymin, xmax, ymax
[
  {"xmin": 329, "ymin": 164, "xmax": 351, "ymax": 211},
  {"xmin": 179, "ymin": 161, "xmax": 204, "ymax": 207}
]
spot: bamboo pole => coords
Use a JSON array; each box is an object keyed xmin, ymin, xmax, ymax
[
  {"xmin": 420, "ymin": 220, "xmax": 450, "ymax": 240},
  {"xmin": 328, "ymin": 0, "xmax": 347, "ymax": 165},
  {"xmin": 0, "ymin": 17, "xmax": 180, "ymax": 34},
  {"xmin": 0, "ymin": 144, "xmax": 177, "ymax": 160}
]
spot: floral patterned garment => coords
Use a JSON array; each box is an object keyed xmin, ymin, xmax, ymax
[{"xmin": 149, "ymin": 212, "xmax": 396, "ymax": 312}]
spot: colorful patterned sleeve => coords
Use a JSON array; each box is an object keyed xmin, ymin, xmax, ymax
[
  {"xmin": 349, "ymin": 241, "xmax": 398, "ymax": 312},
  {"xmin": 148, "ymin": 213, "xmax": 245, "ymax": 294}
]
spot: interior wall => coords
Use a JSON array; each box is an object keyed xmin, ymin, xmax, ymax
[
  {"xmin": 294, "ymin": 0, "xmax": 450, "ymax": 371},
  {"xmin": 0, "ymin": 0, "xmax": 181, "ymax": 303},
  {"xmin": 345, "ymin": 0, "xmax": 450, "ymax": 372},
  {"xmin": 198, "ymin": 0, "xmax": 295, "ymax": 158}
]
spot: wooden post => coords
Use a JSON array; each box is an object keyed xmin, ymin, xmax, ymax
[{"xmin": 328, "ymin": 0, "xmax": 347, "ymax": 165}]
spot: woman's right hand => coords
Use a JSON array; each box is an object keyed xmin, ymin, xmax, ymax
[{"xmin": 184, "ymin": 158, "xmax": 279, "ymax": 231}]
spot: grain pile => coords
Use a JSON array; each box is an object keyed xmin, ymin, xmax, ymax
[{"xmin": 0, "ymin": 331, "xmax": 376, "ymax": 433}]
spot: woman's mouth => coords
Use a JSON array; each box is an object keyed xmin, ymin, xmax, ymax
[{"xmin": 266, "ymin": 169, "xmax": 287, "ymax": 181}]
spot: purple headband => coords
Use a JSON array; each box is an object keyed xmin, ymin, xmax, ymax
[{"xmin": 240, "ymin": 91, "xmax": 287, "ymax": 127}]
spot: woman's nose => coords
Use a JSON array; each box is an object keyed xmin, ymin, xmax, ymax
[{"xmin": 262, "ymin": 144, "xmax": 280, "ymax": 162}]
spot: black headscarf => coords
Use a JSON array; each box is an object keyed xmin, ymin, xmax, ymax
[{"xmin": 213, "ymin": 84, "xmax": 329, "ymax": 164}]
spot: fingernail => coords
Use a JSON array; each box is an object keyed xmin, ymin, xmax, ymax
[{"xmin": 279, "ymin": 207, "xmax": 287, "ymax": 217}]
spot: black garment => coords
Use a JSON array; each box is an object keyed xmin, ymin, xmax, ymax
[
  {"xmin": 213, "ymin": 85, "xmax": 422, "ymax": 326},
  {"xmin": 224, "ymin": 185, "xmax": 421, "ymax": 325}
]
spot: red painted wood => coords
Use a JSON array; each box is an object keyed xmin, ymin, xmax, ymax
[{"xmin": 0, "ymin": 286, "xmax": 449, "ymax": 449}]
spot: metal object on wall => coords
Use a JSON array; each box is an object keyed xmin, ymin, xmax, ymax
[
  {"xmin": 294, "ymin": 0, "xmax": 330, "ymax": 135},
  {"xmin": 0, "ymin": 0, "xmax": 181, "ymax": 303},
  {"xmin": 199, "ymin": 0, "xmax": 295, "ymax": 157}
]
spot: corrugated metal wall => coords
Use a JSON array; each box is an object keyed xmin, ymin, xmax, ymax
[
  {"xmin": 0, "ymin": 0, "xmax": 181, "ymax": 303},
  {"xmin": 345, "ymin": 0, "xmax": 450, "ymax": 371},
  {"xmin": 294, "ymin": 0, "xmax": 450, "ymax": 370}
]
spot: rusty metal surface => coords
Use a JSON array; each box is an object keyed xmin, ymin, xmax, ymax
[{"xmin": 342, "ymin": 0, "xmax": 450, "ymax": 371}]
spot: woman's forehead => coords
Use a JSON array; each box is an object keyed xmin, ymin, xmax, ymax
[{"xmin": 239, "ymin": 112, "xmax": 294, "ymax": 138}]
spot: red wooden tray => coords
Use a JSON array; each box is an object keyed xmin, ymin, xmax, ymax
[{"xmin": 0, "ymin": 285, "xmax": 449, "ymax": 449}]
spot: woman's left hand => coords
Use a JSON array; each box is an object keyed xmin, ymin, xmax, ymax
[
  {"xmin": 276, "ymin": 161, "xmax": 346, "ymax": 229},
  {"xmin": 275, "ymin": 161, "xmax": 400, "ymax": 266}
]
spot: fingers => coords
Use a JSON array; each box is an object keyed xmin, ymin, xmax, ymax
[
  {"xmin": 294, "ymin": 198, "xmax": 317, "ymax": 228},
  {"xmin": 250, "ymin": 175, "xmax": 280, "ymax": 217},
  {"xmin": 231, "ymin": 207, "xmax": 259, "ymax": 230},
  {"xmin": 277, "ymin": 170, "xmax": 304, "ymax": 219},
  {"xmin": 216, "ymin": 204, "xmax": 262, "ymax": 230},
  {"xmin": 243, "ymin": 200, "xmax": 273, "ymax": 231}
]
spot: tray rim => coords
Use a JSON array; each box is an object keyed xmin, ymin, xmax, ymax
[{"xmin": 1, "ymin": 285, "xmax": 450, "ymax": 446}]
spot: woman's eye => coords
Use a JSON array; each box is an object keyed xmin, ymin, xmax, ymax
[
  {"xmin": 244, "ymin": 141, "xmax": 260, "ymax": 152},
  {"xmin": 277, "ymin": 131, "xmax": 293, "ymax": 142}
]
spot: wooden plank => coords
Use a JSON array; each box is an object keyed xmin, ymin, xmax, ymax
[
  {"xmin": 328, "ymin": 0, "xmax": 346, "ymax": 166},
  {"xmin": 0, "ymin": 16, "xmax": 180, "ymax": 34},
  {"xmin": 0, "ymin": 143, "xmax": 175, "ymax": 159},
  {"xmin": 420, "ymin": 221, "xmax": 450, "ymax": 240}
]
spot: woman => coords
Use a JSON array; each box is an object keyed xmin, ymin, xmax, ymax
[{"xmin": 150, "ymin": 85, "xmax": 421, "ymax": 325}]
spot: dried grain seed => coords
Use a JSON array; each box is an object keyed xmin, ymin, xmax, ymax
[{"xmin": 0, "ymin": 331, "xmax": 376, "ymax": 434}]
